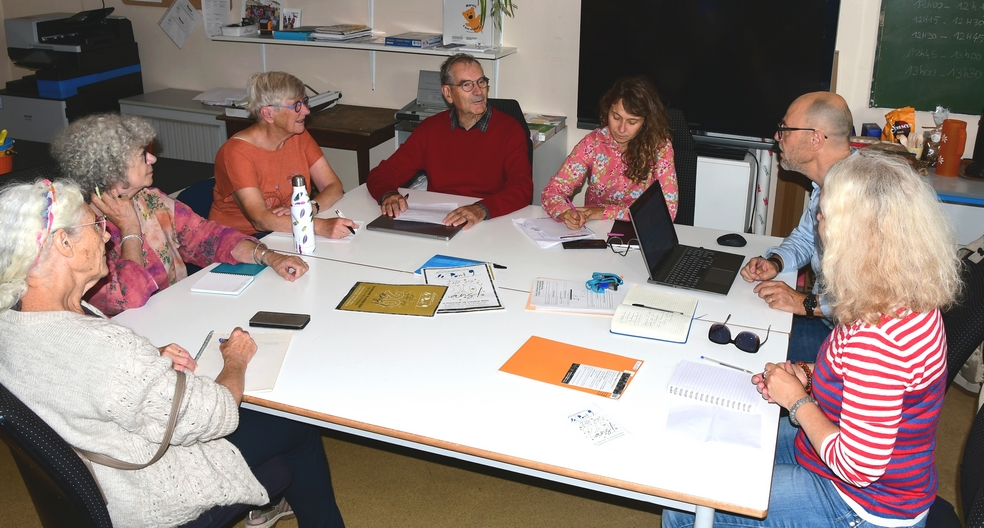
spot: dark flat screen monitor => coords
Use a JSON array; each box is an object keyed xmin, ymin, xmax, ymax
[{"xmin": 577, "ymin": 1, "xmax": 841, "ymax": 147}]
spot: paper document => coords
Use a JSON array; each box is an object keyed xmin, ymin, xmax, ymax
[
  {"xmin": 194, "ymin": 331, "xmax": 292, "ymax": 392},
  {"xmin": 397, "ymin": 203, "xmax": 458, "ymax": 224},
  {"xmin": 336, "ymin": 282, "xmax": 447, "ymax": 317},
  {"xmin": 526, "ymin": 277, "xmax": 631, "ymax": 315},
  {"xmin": 201, "ymin": 0, "xmax": 231, "ymax": 38},
  {"xmin": 190, "ymin": 270, "xmax": 254, "ymax": 295},
  {"xmin": 194, "ymin": 87, "xmax": 247, "ymax": 105},
  {"xmin": 264, "ymin": 221, "xmax": 363, "ymax": 245},
  {"xmin": 423, "ymin": 264, "xmax": 503, "ymax": 313},
  {"xmin": 512, "ymin": 218, "xmax": 594, "ymax": 248},
  {"xmin": 158, "ymin": 0, "xmax": 202, "ymax": 49}
]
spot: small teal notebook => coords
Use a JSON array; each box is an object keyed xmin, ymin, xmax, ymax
[
  {"xmin": 414, "ymin": 254, "xmax": 483, "ymax": 275},
  {"xmin": 212, "ymin": 263, "xmax": 267, "ymax": 276}
]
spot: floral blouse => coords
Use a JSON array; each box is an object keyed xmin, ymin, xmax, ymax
[
  {"xmin": 541, "ymin": 127, "xmax": 678, "ymax": 221},
  {"xmin": 85, "ymin": 187, "xmax": 253, "ymax": 316}
]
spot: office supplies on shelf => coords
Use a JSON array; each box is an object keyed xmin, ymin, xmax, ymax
[
  {"xmin": 526, "ymin": 277, "xmax": 632, "ymax": 315},
  {"xmin": 500, "ymin": 336, "xmax": 643, "ymax": 399},
  {"xmin": 272, "ymin": 27, "xmax": 317, "ymax": 40},
  {"xmin": 610, "ymin": 287, "xmax": 697, "ymax": 343},
  {"xmin": 512, "ymin": 218, "xmax": 595, "ymax": 248},
  {"xmin": 194, "ymin": 330, "xmax": 292, "ymax": 392},
  {"xmin": 629, "ymin": 180, "xmax": 744, "ymax": 295},
  {"xmin": 385, "ymin": 32, "xmax": 442, "ymax": 48},
  {"xmin": 190, "ymin": 267, "xmax": 256, "ymax": 295},
  {"xmin": 336, "ymin": 282, "xmax": 447, "ymax": 317},
  {"xmin": 667, "ymin": 359, "xmax": 760, "ymax": 412},
  {"xmin": 524, "ymin": 113, "xmax": 566, "ymax": 142},
  {"xmin": 423, "ymin": 264, "xmax": 503, "ymax": 313},
  {"xmin": 314, "ymin": 24, "xmax": 371, "ymax": 35}
]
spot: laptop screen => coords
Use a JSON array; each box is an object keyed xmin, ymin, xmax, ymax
[{"xmin": 629, "ymin": 184, "xmax": 678, "ymax": 274}]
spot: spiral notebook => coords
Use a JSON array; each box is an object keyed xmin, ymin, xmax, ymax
[
  {"xmin": 666, "ymin": 359, "xmax": 760, "ymax": 412},
  {"xmin": 190, "ymin": 263, "xmax": 265, "ymax": 295}
]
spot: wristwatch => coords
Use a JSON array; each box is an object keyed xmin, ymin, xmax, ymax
[{"xmin": 803, "ymin": 293, "xmax": 818, "ymax": 319}]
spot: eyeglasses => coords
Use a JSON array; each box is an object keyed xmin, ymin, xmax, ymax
[
  {"xmin": 70, "ymin": 215, "xmax": 107, "ymax": 235},
  {"xmin": 776, "ymin": 121, "xmax": 828, "ymax": 140},
  {"xmin": 606, "ymin": 237, "xmax": 639, "ymax": 257},
  {"xmin": 138, "ymin": 148, "xmax": 150, "ymax": 164},
  {"xmin": 708, "ymin": 314, "xmax": 770, "ymax": 353},
  {"xmin": 269, "ymin": 96, "xmax": 310, "ymax": 113},
  {"xmin": 448, "ymin": 77, "xmax": 490, "ymax": 92}
]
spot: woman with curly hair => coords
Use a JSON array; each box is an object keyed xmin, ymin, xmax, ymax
[
  {"xmin": 541, "ymin": 76, "xmax": 678, "ymax": 229},
  {"xmin": 51, "ymin": 113, "xmax": 309, "ymax": 316},
  {"xmin": 662, "ymin": 149, "xmax": 962, "ymax": 528}
]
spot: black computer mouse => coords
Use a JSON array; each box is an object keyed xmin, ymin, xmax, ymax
[{"xmin": 717, "ymin": 233, "xmax": 747, "ymax": 247}]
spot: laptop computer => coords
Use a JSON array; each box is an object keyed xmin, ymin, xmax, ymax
[
  {"xmin": 629, "ymin": 185, "xmax": 744, "ymax": 295},
  {"xmin": 366, "ymin": 214, "xmax": 463, "ymax": 241},
  {"xmin": 395, "ymin": 70, "xmax": 447, "ymax": 122}
]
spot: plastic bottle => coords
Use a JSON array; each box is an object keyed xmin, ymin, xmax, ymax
[{"xmin": 290, "ymin": 175, "xmax": 316, "ymax": 254}]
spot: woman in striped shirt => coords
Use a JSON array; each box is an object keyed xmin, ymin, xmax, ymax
[{"xmin": 663, "ymin": 149, "xmax": 962, "ymax": 528}]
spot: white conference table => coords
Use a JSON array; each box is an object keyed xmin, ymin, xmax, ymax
[
  {"xmin": 262, "ymin": 185, "xmax": 798, "ymax": 335},
  {"xmin": 114, "ymin": 188, "xmax": 795, "ymax": 527}
]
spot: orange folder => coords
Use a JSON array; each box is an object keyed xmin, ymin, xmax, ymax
[{"xmin": 499, "ymin": 336, "xmax": 644, "ymax": 399}]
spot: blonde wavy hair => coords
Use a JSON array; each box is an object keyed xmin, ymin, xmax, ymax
[
  {"xmin": 0, "ymin": 180, "xmax": 87, "ymax": 311},
  {"xmin": 51, "ymin": 113, "xmax": 156, "ymax": 198},
  {"xmin": 819, "ymin": 149, "xmax": 961, "ymax": 325},
  {"xmin": 246, "ymin": 71, "xmax": 305, "ymax": 120}
]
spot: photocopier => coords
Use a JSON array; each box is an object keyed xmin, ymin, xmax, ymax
[{"xmin": 1, "ymin": 8, "xmax": 144, "ymax": 142}]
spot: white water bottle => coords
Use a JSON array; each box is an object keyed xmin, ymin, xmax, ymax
[{"xmin": 289, "ymin": 175, "xmax": 316, "ymax": 254}]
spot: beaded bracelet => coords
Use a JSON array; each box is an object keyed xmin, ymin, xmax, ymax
[
  {"xmin": 252, "ymin": 243, "xmax": 268, "ymax": 265},
  {"xmin": 120, "ymin": 233, "xmax": 143, "ymax": 246},
  {"xmin": 788, "ymin": 396, "xmax": 818, "ymax": 427},
  {"xmin": 796, "ymin": 361, "xmax": 813, "ymax": 393}
]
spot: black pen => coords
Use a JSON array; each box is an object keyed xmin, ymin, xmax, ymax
[
  {"xmin": 334, "ymin": 209, "xmax": 357, "ymax": 235},
  {"xmin": 491, "ymin": 263, "xmax": 507, "ymax": 269},
  {"xmin": 632, "ymin": 303, "xmax": 685, "ymax": 315}
]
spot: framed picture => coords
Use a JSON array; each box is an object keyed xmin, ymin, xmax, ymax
[
  {"xmin": 244, "ymin": 0, "xmax": 282, "ymax": 33},
  {"xmin": 281, "ymin": 8, "xmax": 301, "ymax": 30}
]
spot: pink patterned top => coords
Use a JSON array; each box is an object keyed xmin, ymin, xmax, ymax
[
  {"xmin": 85, "ymin": 187, "xmax": 253, "ymax": 316},
  {"xmin": 541, "ymin": 127, "xmax": 678, "ymax": 221}
]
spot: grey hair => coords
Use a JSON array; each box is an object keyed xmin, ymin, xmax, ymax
[
  {"xmin": 439, "ymin": 53, "xmax": 482, "ymax": 86},
  {"xmin": 246, "ymin": 71, "xmax": 306, "ymax": 120},
  {"xmin": 51, "ymin": 113, "xmax": 156, "ymax": 199},
  {"xmin": 0, "ymin": 179, "xmax": 88, "ymax": 311}
]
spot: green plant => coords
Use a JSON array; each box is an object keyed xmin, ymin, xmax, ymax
[{"xmin": 478, "ymin": 0, "xmax": 517, "ymax": 30}]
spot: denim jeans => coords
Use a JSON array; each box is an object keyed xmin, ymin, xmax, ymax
[
  {"xmin": 661, "ymin": 419, "xmax": 927, "ymax": 528},
  {"xmin": 786, "ymin": 315, "xmax": 833, "ymax": 363}
]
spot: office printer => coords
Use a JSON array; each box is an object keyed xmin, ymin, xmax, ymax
[{"xmin": 1, "ymin": 8, "xmax": 143, "ymax": 141}]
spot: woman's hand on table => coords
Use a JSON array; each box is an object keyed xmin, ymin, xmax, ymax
[
  {"xmin": 159, "ymin": 343, "xmax": 197, "ymax": 372},
  {"xmin": 220, "ymin": 327, "xmax": 256, "ymax": 368},
  {"xmin": 560, "ymin": 207, "xmax": 603, "ymax": 230},
  {"xmin": 314, "ymin": 217, "xmax": 358, "ymax": 239},
  {"xmin": 265, "ymin": 252, "xmax": 309, "ymax": 281}
]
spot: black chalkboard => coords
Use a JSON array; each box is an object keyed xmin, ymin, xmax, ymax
[{"xmin": 870, "ymin": 0, "xmax": 984, "ymax": 115}]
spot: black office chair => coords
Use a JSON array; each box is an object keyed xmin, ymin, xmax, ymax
[
  {"xmin": 176, "ymin": 177, "xmax": 217, "ymax": 220},
  {"xmin": 488, "ymin": 98, "xmax": 534, "ymax": 167},
  {"xmin": 0, "ymin": 380, "xmax": 289, "ymax": 528},
  {"xmin": 666, "ymin": 108, "xmax": 697, "ymax": 226}
]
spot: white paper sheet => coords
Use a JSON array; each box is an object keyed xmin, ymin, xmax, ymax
[
  {"xmin": 201, "ymin": 0, "xmax": 231, "ymax": 38},
  {"xmin": 193, "ymin": 331, "xmax": 292, "ymax": 392},
  {"xmin": 423, "ymin": 264, "xmax": 503, "ymax": 313},
  {"xmin": 527, "ymin": 277, "xmax": 631, "ymax": 315},
  {"xmin": 159, "ymin": 0, "xmax": 202, "ymax": 49},
  {"xmin": 512, "ymin": 218, "xmax": 595, "ymax": 248},
  {"xmin": 397, "ymin": 203, "xmax": 458, "ymax": 224}
]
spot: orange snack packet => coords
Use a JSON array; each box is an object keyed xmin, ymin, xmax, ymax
[{"xmin": 882, "ymin": 107, "xmax": 916, "ymax": 143}]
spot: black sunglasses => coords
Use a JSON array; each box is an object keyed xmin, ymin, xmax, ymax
[{"xmin": 708, "ymin": 314, "xmax": 770, "ymax": 353}]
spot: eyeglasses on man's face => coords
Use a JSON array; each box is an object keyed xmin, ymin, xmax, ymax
[
  {"xmin": 448, "ymin": 76, "xmax": 490, "ymax": 93},
  {"xmin": 708, "ymin": 314, "xmax": 770, "ymax": 353},
  {"xmin": 776, "ymin": 121, "xmax": 828, "ymax": 140},
  {"xmin": 270, "ymin": 96, "xmax": 310, "ymax": 113}
]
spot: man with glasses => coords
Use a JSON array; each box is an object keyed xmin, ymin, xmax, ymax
[
  {"xmin": 739, "ymin": 92, "xmax": 853, "ymax": 363},
  {"xmin": 367, "ymin": 54, "xmax": 533, "ymax": 229}
]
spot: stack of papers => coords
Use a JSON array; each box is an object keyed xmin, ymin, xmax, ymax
[
  {"xmin": 526, "ymin": 277, "xmax": 632, "ymax": 315},
  {"xmin": 396, "ymin": 203, "xmax": 458, "ymax": 224},
  {"xmin": 311, "ymin": 24, "xmax": 373, "ymax": 41},
  {"xmin": 193, "ymin": 88, "xmax": 247, "ymax": 106},
  {"xmin": 422, "ymin": 264, "xmax": 503, "ymax": 313},
  {"xmin": 512, "ymin": 218, "xmax": 595, "ymax": 248}
]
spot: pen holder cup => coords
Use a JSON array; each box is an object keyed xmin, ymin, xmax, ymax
[{"xmin": 0, "ymin": 151, "xmax": 13, "ymax": 175}]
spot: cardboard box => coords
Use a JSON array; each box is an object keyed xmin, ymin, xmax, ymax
[{"xmin": 443, "ymin": 0, "xmax": 500, "ymax": 49}]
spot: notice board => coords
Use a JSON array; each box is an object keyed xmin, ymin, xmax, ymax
[{"xmin": 869, "ymin": 0, "xmax": 984, "ymax": 115}]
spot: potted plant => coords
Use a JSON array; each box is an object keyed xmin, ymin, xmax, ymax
[{"xmin": 478, "ymin": 0, "xmax": 517, "ymax": 30}]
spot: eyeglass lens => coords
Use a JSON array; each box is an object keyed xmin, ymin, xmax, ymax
[
  {"xmin": 457, "ymin": 77, "xmax": 490, "ymax": 92},
  {"xmin": 294, "ymin": 96, "xmax": 310, "ymax": 112},
  {"xmin": 707, "ymin": 315, "xmax": 767, "ymax": 353}
]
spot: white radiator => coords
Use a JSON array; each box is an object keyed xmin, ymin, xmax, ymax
[{"xmin": 119, "ymin": 100, "xmax": 227, "ymax": 164}]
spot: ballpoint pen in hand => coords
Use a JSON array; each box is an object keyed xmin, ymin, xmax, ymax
[{"xmin": 334, "ymin": 209, "xmax": 357, "ymax": 235}]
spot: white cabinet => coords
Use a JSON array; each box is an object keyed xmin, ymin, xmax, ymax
[{"xmin": 694, "ymin": 154, "xmax": 755, "ymax": 232}]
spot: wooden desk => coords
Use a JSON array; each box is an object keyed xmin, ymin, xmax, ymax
[
  {"xmin": 218, "ymin": 104, "xmax": 399, "ymax": 185},
  {"xmin": 114, "ymin": 187, "xmax": 793, "ymax": 528}
]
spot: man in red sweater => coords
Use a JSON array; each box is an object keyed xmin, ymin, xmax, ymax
[{"xmin": 367, "ymin": 54, "xmax": 533, "ymax": 229}]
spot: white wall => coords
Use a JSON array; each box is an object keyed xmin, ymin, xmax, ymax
[{"xmin": 1, "ymin": 0, "xmax": 978, "ymax": 187}]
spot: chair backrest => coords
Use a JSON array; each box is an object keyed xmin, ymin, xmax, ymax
[
  {"xmin": 0, "ymin": 382, "xmax": 112, "ymax": 528},
  {"xmin": 176, "ymin": 177, "xmax": 216, "ymax": 220},
  {"xmin": 942, "ymin": 256, "xmax": 984, "ymax": 390},
  {"xmin": 666, "ymin": 108, "xmax": 697, "ymax": 226},
  {"xmin": 487, "ymin": 98, "xmax": 534, "ymax": 168},
  {"xmin": 962, "ymin": 402, "xmax": 984, "ymax": 525}
]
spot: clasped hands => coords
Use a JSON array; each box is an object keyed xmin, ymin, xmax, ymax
[
  {"xmin": 751, "ymin": 360, "xmax": 810, "ymax": 409},
  {"xmin": 380, "ymin": 193, "xmax": 487, "ymax": 230}
]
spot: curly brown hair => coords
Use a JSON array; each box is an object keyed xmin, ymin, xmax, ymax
[{"xmin": 598, "ymin": 77, "xmax": 671, "ymax": 183}]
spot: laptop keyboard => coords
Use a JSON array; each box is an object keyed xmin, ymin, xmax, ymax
[{"xmin": 664, "ymin": 247, "xmax": 715, "ymax": 287}]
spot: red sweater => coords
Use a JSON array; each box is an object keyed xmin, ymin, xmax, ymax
[{"xmin": 367, "ymin": 109, "xmax": 533, "ymax": 218}]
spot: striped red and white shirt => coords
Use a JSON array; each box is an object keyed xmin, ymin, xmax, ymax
[{"xmin": 795, "ymin": 309, "xmax": 947, "ymax": 524}]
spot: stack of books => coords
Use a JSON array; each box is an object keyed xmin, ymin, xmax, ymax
[
  {"xmin": 310, "ymin": 24, "xmax": 373, "ymax": 41},
  {"xmin": 384, "ymin": 32, "xmax": 442, "ymax": 49},
  {"xmin": 524, "ymin": 113, "xmax": 566, "ymax": 142}
]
